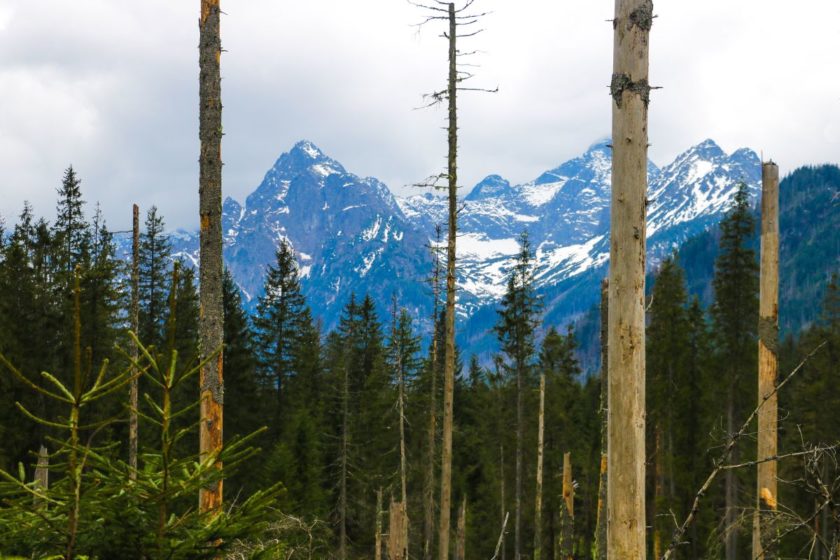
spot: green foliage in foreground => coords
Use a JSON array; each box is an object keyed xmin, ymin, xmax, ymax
[{"xmin": 0, "ymin": 270, "xmax": 284, "ymax": 560}]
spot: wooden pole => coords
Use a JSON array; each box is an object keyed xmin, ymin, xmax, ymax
[
  {"xmin": 129, "ymin": 203, "xmax": 140, "ymax": 480},
  {"xmin": 753, "ymin": 161, "xmax": 780, "ymax": 559},
  {"xmin": 594, "ymin": 279, "xmax": 608, "ymax": 560},
  {"xmin": 608, "ymin": 0, "xmax": 651, "ymax": 558},
  {"xmin": 534, "ymin": 372, "xmax": 546, "ymax": 560},
  {"xmin": 198, "ymin": 0, "xmax": 224, "ymax": 514},
  {"xmin": 439, "ymin": 3, "xmax": 458, "ymax": 560}
]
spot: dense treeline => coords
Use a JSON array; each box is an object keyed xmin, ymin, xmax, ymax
[{"xmin": 0, "ymin": 169, "xmax": 838, "ymax": 558}]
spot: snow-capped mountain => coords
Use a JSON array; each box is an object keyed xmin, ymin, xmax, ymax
[{"xmin": 121, "ymin": 138, "xmax": 761, "ymax": 347}]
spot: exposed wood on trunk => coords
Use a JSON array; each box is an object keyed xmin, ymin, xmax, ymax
[
  {"xmin": 129, "ymin": 203, "xmax": 140, "ymax": 480},
  {"xmin": 375, "ymin": 489, "xmax": 383, "ymax": 560},
  {"xmin": 534, "ymin": 372, "xmax": 546, "ymax": 560},
  {"xmin": 515, "ymin": 332, "xmax": 523, "ymax": 560},
  {"xmin": 388, "ymin": 500, "xmax": 409, "ymax": 560},
  {"xmin": 455, "ymin": 497, "xmax": 466, "ymax": 560},
  {"xmin": 559, "ymin": 452, "xmax": 574, "ymax": 560},
  {"xmin": 753, "ymin": 161, "xmax": 780, "ymax": 560},
  {"xmin": 439, "ymin": 4, "xmax": 458, "ymax": 560},
  {"xmin": 608, "ymin": 0, "xmax": 651, "ymax": 558},
  {"xmin": 198, "ymin": 0, "xmax": 224, "ymax": 514},
  {"xmin": 33, "ymin": 444, "xmax": 49, "ymax": 508},
  {"xmin": 594, "ymin": 279, "xmax": 608, "ymax": 560},
  {"xmin": 493, "ymin": 512, "xmax": 510, "ymax": 560}
]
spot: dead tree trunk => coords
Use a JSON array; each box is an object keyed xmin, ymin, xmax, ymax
[
  {"xmin": 653, "ymin": 426, "xmax": 665, "ymax": 560},
  {"xmin": 515, "ymin": 345, "xmax": 523, "ymax": 560},
  {"xmin": 129, "ymin": 203, "xmax": 140, "ymax": 480},
  {"xmin": 534, "ymin": 372, "xmax": 546, "ymax": 560},
  {"xmin": 559, "ymin": 452, "xmax": 575, "ymax": 560},
  {"xmin": 376, "ymin": 489, "xmax": 383, "ymax": 560},
  {"xmin": 425, "ymin": 226, "xmax": 442, "ymax": 560},
  {"xmin": 594, "ymin": 279, "xmax": 608, "ymax": 560},
  {"xmin": 753, "ymin": 161, "xmax": 780, "ymax": 559},
  {"xmin": 455, "ymin": 497, "xmax": 466, "ymax": 560},
  {"xmin": 501, "ymin": 444, "xmax": 507, "ymax": 560},
  {"xmin": 198, "ymin": 0, "xmax": 224, "ymax": 515},
  {"xmin": 389, "ymin": 499, "xmax": 408, "ymax": 560},
  {"xmin": 439, "ymin": 4, "xmax": 458, "ymax": 560},
  {"xmin": 607, "ymin": 0, "xmax": 651, "ymax": 558},
  {"xmin": 725, "ymin": 388, "xmax": 738, "ymax": 560},
  {"xmin": 33, "ymin": 444, "xmax": 49, "ymax": 508}
]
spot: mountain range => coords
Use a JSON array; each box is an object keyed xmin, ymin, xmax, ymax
[{"xmin": 128, "ymin": 137, "xmax": 767, "ymax": 355}]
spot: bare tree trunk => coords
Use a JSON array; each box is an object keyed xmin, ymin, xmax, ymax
[
  {"xmin": 389, "ymin": 499, "xmax": 409, "ymax": 560},
  {"xmin": 376, "ymin": 489, "xmax": 383, "ymax": 560},
  {"xmin": 340, "ymin": 360, "xmax": 350, "ymax": 560},
  {"xmin": 501, "ymin": 444, "xmax": 507, "ymax": 560},
  {"xmin": 653, "ymin": 426, "xmax": 664, "ymax": 560},
  {"xmin": 595, "ymin": 279, "xmax": 608, "ymax": 560},
  {"xmin": 534, "ymin": 372, "xmax": 546, "ymax": 560},
  {"xmin": 438, "ymin": 4, "xmax": 458, "ymax": 560},
  {"xmin": 455, "ymin": 497, "xmax": 466, "ymax": 560},
  {"xmin": 129, "ymin": 203, "xmax": 140, "ymax": 480},
  {"xmin": 198, "ymin": 0, "xmax": 224, "ymax": 515},
  {"xmin": 424, "ymin": 227, "xmax": 442, "ymax": 560},
  {"xmin": 607, "ymin": 0, "xmax": 651, "ymax": 558},
  {"xmin": 559, "ymin": 452, "xmax": 574, "ymax": 560},
  {"xmin": 753, "ymin": 160, "xmax": 780, "ymax": 560},
  {"xmin": 34, "ymin": 444, "xmax": 49, "ymax": 508}
]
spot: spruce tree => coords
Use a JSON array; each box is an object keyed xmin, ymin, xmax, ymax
[
  {"xmin": 53, "ymin": 166, "xmax": 88, "ymax": 276},
  {"xmin": 494, "ymin": 231, "xmax": 539, "ymax": 559},
  {"xmin": 711, "ymin": 182, "xmax": 759, "ymax": 560},
  {"xmin": 253, "ymin": 240, "xmax": 311, "ymax": 423},
  {"xmin": 138, "ymin": 206, "xmax": 172, "ymax": 349}
]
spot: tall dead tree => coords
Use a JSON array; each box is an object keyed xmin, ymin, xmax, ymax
[
  {"xmin": 534, "ymin": 371, "xmax": 546, "ymax": 560},
  {"xmin": 559, "ymin": 452, "xmax": 575, "ymax": 560},
  {"xmin": 389, "ymin": 499, "xmax": 409, "ymax": 560},
  {"xmin": 198, "ymin": 0, "xmax": 224, "ymax": 514},
  {"xmin": 411, "ymin": 2, "xmax": 494, "ymax": 558},
  {"xmin": 607, "ymin": 0, "xmax": 652, "ymax": 558},
  {"xmin": 753, "ymin": 161, "xmax": 780, "ymax": 559},
  {"xmin": 391, "ymin": 296, "xmax": 410, "ymax": 553},
  {"xmin": 424, "ymin": 225, "xmax": 443, "ymax": 560},
  {"xmin": 129, "ymin": 203, "xmax": 140, "ymax": 480},
  {"xmin": 594, "ymin": 279, "xmax": 608, "ymax": 560},
  {"xmin": 455, "ymin": 497, "xmax": 466, "ymax": 560},
  {"xmin": 339, "ymin": 355, "xmax": 350, "ymax": 560}
]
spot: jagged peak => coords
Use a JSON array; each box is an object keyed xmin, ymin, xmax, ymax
[
  {"xmin": 291, "ymin": 139, "xmax": 326, "ymax": 160},
  {"xmin": 466, "ymin": 174, "xmax": 511, "ymax": 200}
]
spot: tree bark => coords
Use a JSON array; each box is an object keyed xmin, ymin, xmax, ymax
[
  {"xmin": 595, "ymin": 279, "xmax": 608, "ymax": 560},
  {"xmin": 389, "ymin": 499, "xmax": 408, "ymax": 560},
  {"xmin": 198, "ymin": 0, "xmax": 224, "ymax": 514},
  {"xmin": 534, "ymin": 372, "xmax": 545, "ymax": 560},
  {"xmin": 560, "ymin": 452, "xmax": 574, "ymax": 560},
  {"xmin": 515, "ymin": 345, "xmax": 523, "ymax": 560},
  {"xmin": 501, "ymin": 444, "xmax": 507, "ymax": 560},
  {"xmin": 438, "ymin": 4, "xmax": 458, "ymax": 560},
  {"xmin": 376, "ymin": 489, "xmax": 383, "ymax": 560},
  {"xmin": 129, "ymin": 203, "xmax": 140, "ymax": 480},
  {"xmin": 607, "ymin": 1, "xmax": 651, "ymax": 558},
  {"xmin": 753, "ymin": 161, "xmax": 780, "ymax": 560},
  {"xmin": 725, "ymin": 386, "xmax": 738, "ymax": 560},
  {"xmin": 424, "ymin": 227, "xmax": 442, "ymax": 560},
  {"xmin": 455, "ymin": 497, "xmax": 466, "ymax": 560}
]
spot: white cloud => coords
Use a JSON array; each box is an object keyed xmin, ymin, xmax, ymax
[{"xmin": 0, "ymin": 0, "xmax": 838, "ymax": 230}]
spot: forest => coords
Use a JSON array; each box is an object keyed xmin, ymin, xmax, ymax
[{"xmin": 1, "ymin": 1, "xmax": 839, "ymax": 560}]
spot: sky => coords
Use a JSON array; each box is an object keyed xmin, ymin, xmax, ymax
[{"xmin": 1, "ymin": 0, "xmax": 838, "ymax": 231}]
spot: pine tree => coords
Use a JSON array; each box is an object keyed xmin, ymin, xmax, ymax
[
  {"xmin": 53, "ymin": 166, "xmax": 88, "ymax": 276},
  {"xmin": 494, "ymin": 232, "xmax": 539, "ymax": 560},
  {"xmin": 646, "ymin": 256, "xmax": 691, "ymax": 558},
  {"xmin": 138, "ymin": 206, "xmax": 172, "ymax": 349},
  {"xmin": 253, "ymin": 240, "xmax": 310, "ymax": 424},
  {"xmin": 711, "ymin": 182, "xmax": 759, "ymax": 560}
]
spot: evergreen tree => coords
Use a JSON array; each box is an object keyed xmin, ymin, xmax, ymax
[
  {"xmin": 53, "ymin": 166, "xmax": 88, "ymax": 276},
  {"xmin": 711, "ymin": 182, "xmax": 759, "ymax": 560},
  {"xmin": 253, "ymin": 240, "xmax": 310, "ymax": 421},
  {"xmin": 494, "ymin": 231, "xmax": 540, "ymax": 559},
  {"xmin": 138, "ymin": 206, "xmax": 171, "ymax": 349}
]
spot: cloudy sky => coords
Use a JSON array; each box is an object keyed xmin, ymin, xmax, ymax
[{"xmin": 1, "ymin": 0, "xmax": 838, "ymax": 230}]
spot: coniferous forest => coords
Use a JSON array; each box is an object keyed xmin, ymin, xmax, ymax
[{"xmin": 1, "ymin": 1, "xmax": 839, "ymax": 560}]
